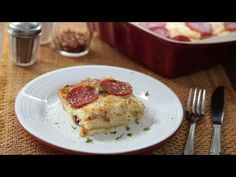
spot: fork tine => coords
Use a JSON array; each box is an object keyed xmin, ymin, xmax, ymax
[
  {"xmin": 200, "ymin": 89, "xmax": 206, "ymax": 115},
  {"xmin": 196, "ymin": 89, "xmax": 202, "ymax": 115},
  {"xmin": 191, "ymin": 88, "xmax": 198, "ymax": 114},
  {"xmin": 186, "ymin": 88, "xmax": 193, "ymax": 113}
]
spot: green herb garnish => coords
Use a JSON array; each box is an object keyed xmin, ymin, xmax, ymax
[
  {"xmin": 127, "ymin": 133, "xmax": 132, "ymax": 137},
  {"xmin": 115, "ymin": 133, "xmax": 125, "ymax": 140},
  {"xmin": 85, "ymin": 138, "xmax": 93, "ymax": 143},
  {"xmin": 126, "ymin": 126, "xmax": 130, "ymax": 131},
  {"xmin": 143, "ymin": 127, "xmax": 150, "ymax": 131},
  {"xmin": 71, "ymin": 126, "xmax": 76, "ymax": 129},
  {"xmin": 145, "ymin": 91, "xmax": 150, "ymax": 96},
  {"xmin": 98, "ymin": 88, "xmax": 105, "ymax": 94},
  {"xmin": 62, "ymin": 86, "xmax": 69, "ymax": 94},
  {"xmin": 135, "ymin": 119, "xmax": 139, "ymax": 124},
  {"xmin": 110, "ymin": 131, "xmax": 117, "ymax": 134}
]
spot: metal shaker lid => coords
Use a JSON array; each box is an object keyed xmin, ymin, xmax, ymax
[{"xmin": 8, "ymin": 22, "xmax": 42, "ymax": 37}]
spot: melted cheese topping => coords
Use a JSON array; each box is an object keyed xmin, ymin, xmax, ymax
[
  {"xmin": 166, "ymin": 22, "xmax": 201, "ymax": 40},
  {"xmin": 210, "ymin": 22, "xmax": 230, "ymax": 36}
]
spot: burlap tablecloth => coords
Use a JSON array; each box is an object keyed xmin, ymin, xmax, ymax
[{"xmin": 0, "ymin": 24, "xmax": 236, "ymax": 154}]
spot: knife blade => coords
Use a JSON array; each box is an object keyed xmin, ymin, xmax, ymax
[{"xmin": 210, "ymin": 86, "xmax": 225, "ymax": 155}]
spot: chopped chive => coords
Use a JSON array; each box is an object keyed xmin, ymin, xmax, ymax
[
  {"xmin": 110, "ymin": 131, "xmax": 117, "ymax": 134},
  {"xmin": 126, "ymin": 126, "xmax": 130, "ymax": 131},
  {"xmin": 54, "ymin": 122, "xmax": 59, "ymax": 125},
  {"xmin": 135, "ymin": 119, "xmax": 139, "ymax": 124},
  {"xmin": 145, "ymin": 91, "xmax": 150, "ymax": 96},
  {"xmin": 127, "ymin": 133, "xmax": 132, "ymax": 137},
  {"xmin": 71, "ymin": 126, "xmax": 76, "ymax": 129},
  {"xmin": 115, "ymin": 133, "xmax": 125, "ymax": 140},
  {"xmin": 98, "ymin": 88, "xmax": 105, "ymax": 94},
  {"xmin": 143, "ymin": 127, "xmax": 150, "ymax": 131},
  {"xmin": 85, "ymin": 138, "xmax": 93, "ymax": 143}
]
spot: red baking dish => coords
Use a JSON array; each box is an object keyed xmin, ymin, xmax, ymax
[{"xmin": 95, "ymin": 22, "xmax": 236, "ymax": 78}]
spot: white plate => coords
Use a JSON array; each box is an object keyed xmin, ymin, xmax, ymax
[{"xmin": 15, "ymin": 65, "xmax": 183, "ymax": 154}]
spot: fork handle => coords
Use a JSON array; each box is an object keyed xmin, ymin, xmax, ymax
[
  {"xmin": 210, "ymin": 124, "xmax": 221, "ymax": 155},
  {"xmin": 184, "ymin": 120, "xmax": 196, "ymax": 155}
]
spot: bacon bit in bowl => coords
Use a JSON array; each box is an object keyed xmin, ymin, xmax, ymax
[{"xmin": 53, "ymin": 29, "xmax": 90, "ymax": 53}]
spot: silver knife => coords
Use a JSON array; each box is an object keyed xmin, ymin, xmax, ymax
[{"xmin": 210, "ymin": 86, "xmax": 225, "ymax": 155}]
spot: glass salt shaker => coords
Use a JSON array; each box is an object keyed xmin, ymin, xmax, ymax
[
  {"xmin": 51, "ymin": 22, "xmax": 93, "ymax": 57},
  {"xmin": 8, "ymin": 22, "xmax": 42, "ymax": 66}
]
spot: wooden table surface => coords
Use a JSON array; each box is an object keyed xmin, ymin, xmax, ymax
[{"xmin": 1, "ymin": 23, "xmax": 236, "ymax": 154}]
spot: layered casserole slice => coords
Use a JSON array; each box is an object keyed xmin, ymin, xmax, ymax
[{"xmin": 58, "ymin": 78, "xmax": 145, "ymax": 137}]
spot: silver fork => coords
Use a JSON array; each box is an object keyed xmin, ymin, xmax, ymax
[{"xmin": 184, "ymin": 88, "xmax": 206, "ymax": 155}]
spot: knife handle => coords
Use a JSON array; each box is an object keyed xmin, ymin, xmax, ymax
[
  {"xmin": 184, "ymin": 120, "xmax": 196, "ymax": 155},
  {"xmin": 210, "ymin": 124, "xmax": 221, "ymax": 155}
]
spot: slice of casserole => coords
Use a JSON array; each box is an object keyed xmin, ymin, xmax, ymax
[{"xmin": 58, "ymin": 78, "xmax": 145, "ymax": 137}]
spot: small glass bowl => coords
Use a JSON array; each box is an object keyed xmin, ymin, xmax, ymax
[{"xmin": 51, "ymin": 22, "xmax": 93, "ymax": 57}]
